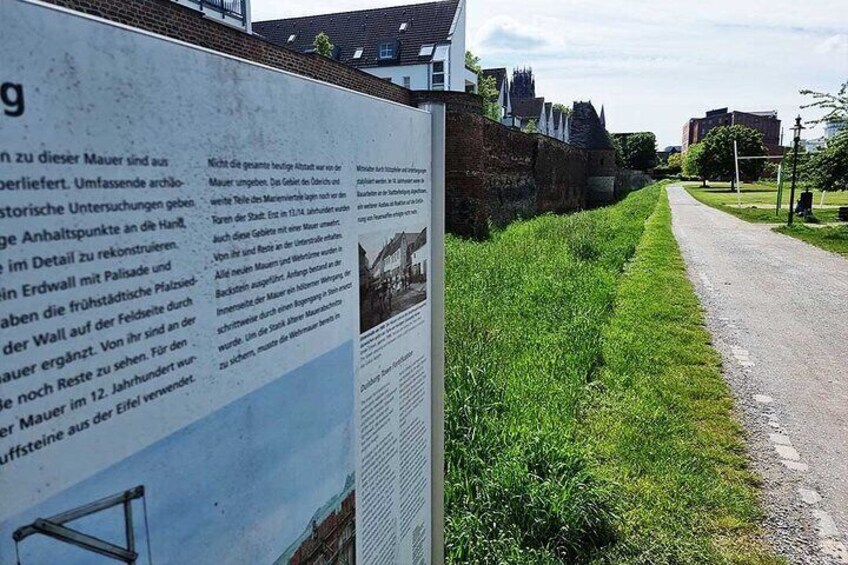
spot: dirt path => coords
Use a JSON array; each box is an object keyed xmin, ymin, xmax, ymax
[{"xmin": 668, "ymin": 186, "xmax": 848, "ymax": 564}]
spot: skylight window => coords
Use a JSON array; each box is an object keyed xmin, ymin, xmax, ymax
[
  {"xmin": 399, "ymin": 22, "xmax": 409, "ymax": 32},
  {"xmin": 378, "ymin": 42, "xmax": 396, "ymax": 60},
  {"xmin": 353, "ymin": 47, "xmax": 364, "ymax": 59},
  {"xmin": 418, "ymin": 44, "xmax": 435, "ymax": 58},
  {"xmin": 287, "ymin": 34, "xmax": 297, "ymax": 44}
]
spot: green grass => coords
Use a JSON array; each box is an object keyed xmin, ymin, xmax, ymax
[
  {"xmin": 582, "ymin": 191, "xmax": 781, "ymax": 564},
  {"xmin": 444, "ymin": 185, "xmax": 780, "ymax": 563},
  {"xmin": 774, "ymin": 224, "xmax": 848, "ymax": 256},
  {"xmin": 684, "ymin": 182, "xmax": 846, "ymax": 225},
  {"xmin": 684, "ymin": 182, "xmax": 848, "ymax": 255}
]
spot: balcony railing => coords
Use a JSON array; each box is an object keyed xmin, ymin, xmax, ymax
[{"xmin": 181, "ymin": 0, "xmax": 247, "ymax": 27}]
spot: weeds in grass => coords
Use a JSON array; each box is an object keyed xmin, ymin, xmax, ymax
[
  {"xmin": 445, "ymin": 187, "xmax": 660, "ymax": 562},
  {"xmin": 445, "ymin": 186, "xmax": 782, "ymax": 563}
]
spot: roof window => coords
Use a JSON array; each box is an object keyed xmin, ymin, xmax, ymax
[
  {"xmin": 399, "ymin": 22, "xmax": 409, "ymax": 32},
  {"xmin": 287, "ymin": 34, "xmax": 297, "ymax": 44},
  {"xmin": 419, "ymin": 44, "xmax": 435, "ymax": 58},
  {"xmin": 353, "ymin": 47, "xmax": 364, "ymax": 60},
  {"xmin": 378, "ymin": 41, "xmax": 397, "ymax": 60}
]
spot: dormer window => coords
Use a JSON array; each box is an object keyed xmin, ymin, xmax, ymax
[
  {"xmin": 399, "ymin": 22, "xmax": 409, "ymax": 32},
  {"xmin": 378, "ymin": 42, "xmax": 396, "ymax": 60},
  {"xmin": 353, "ymin": 47, "xmax": 364, "ymax": 60},
  {"xmin": 287, "ymin": 34, "xmax": 297, "ymax": 44}
]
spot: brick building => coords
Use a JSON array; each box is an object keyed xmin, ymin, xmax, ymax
[{"xmin": 683, "ymin": 108, "xmax": 782, "ymax": 155}]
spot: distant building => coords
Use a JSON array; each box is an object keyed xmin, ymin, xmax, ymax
[
  {"xmin": 175, "ymin": 0, "xmax": 251, "ymax": 32},
  {"xmin": 253, "ymin": 0, "xmax": 476, "ymax": 93},
  {"xmin": 372, "ymin": 228, "xmax": 428, "ymax": 290},
  {"xmin": 571, "ymin": 101, "xmax": 617, "ymax": 203},
  {"xmin": 278, "ymin": 477, "xmax": 356, "ymax": 565},
  {"xmin": 510, "ymin": 67, "xmax": 536, "ymax": 100},
  {"xmin": 658, "ymin": 145, "xmax": 682, "ymax": 163},
  {"xmin": 512, "ymin": 97, "xmax": 547, "ymax": 132},
  {"xmin": 824, "ymin": 119, "xmax": 847, "ymax": 140},
  {"xmin": 481, "ymin": 67, "xmax": 517, "ymax": 125},
  {"xmin": 683, "ymin": 108, "xmax": 782, "ymax": 155},
  {"xmin": 801, "ymin": 138, "xmax": 827, "ymax": 153}
]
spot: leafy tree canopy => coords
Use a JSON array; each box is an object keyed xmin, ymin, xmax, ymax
[
  {"xmin": 801, "ymin": 80, "xmax": 847, "ymax": 129},
  {"xmin": 553, "ymin": 103, "xmax": 573, "ymax": 117},
  {"xmin": 699, "ymin": 125, "xmax": 766, "ymax": 184},
  {"xmin": 806, "ymin": 132, "xmax": 848, "ymax": 191},
  {"xmin": 313, "ymin": 32, "xmax": 334, "ymax": 58},
  {"xmin": 683, "ymin": 143, "xmax": 705, "ymax": 183},
  {"xmin": 615, "ymin": 132, "xmax": 658, "ymax": 171},
  {"xmin": 479, "ymin": 74, "xmax": 502, "ymax": 122},
  {"xmin": 667, "ymin": 152, "xmax": 683, "ymax": 170},
  {"xmin": 466, "ymin": 51, "xmax": 482, "ymax": 74}
]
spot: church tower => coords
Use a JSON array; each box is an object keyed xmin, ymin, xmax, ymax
[{"xmin": 510, "ymin": 68, "xmax": 536, "ymax": 100}]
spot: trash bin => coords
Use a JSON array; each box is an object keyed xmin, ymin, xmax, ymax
[{"xmin": 796, "ymin": 192, "xmax": 813, "ymax": 216}]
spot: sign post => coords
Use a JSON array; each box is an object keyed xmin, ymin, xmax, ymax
[{"xmin": 1, "ymin": 2, "xmax": 443, "ymax": 563}]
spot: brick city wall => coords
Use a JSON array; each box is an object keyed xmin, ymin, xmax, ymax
[
  {"xmin": 446, "ymin": 112, "xmax": 589, "ymax": 238},
  {"xmin": 41, "ymin": 0, "xmax": 415, "ymax": 106}
]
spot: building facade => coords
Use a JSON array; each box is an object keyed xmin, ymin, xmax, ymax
[
  {"xmin": 253, "ymin": 0, "xmax": 476, "ymax": 93},
  {"xmin": 683, "ymin": 108, "xmax": 782, "ymax": 155}
]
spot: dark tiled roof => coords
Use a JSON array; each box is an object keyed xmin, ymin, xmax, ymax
[
  {"xmin": 512, "ymin": 97, "xmax": 545, "ymax": 120},
  {"xmin": 570, "ymin": 102, "xmax": 614, "ymax": 150},
  {"xmin": 253, "ymin": 0, "xmax": 460, "ymax": 69},
  {"xmin": 481, "ymin": 68, "xmax": 507, "ymax": 93},
  {"xmin": 552, "ymin": 108, "xmax": 562, "ymax": 127}
]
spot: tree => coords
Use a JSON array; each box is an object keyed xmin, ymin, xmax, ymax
[
  {"xmin": 612, "ymin": 136, "xmax": 625, "ymax": 167},
  {"xmin": 313, "ymin": 32, "xmax": 334, "ymax": 58},
  {"xmin": 522, "ymin": 119, "xmax": 538, "ymax": 134},
  {"xmin": 801, "ymin": 80, "xmax": 847, "ymax": 130},
  {"xmin": 667, "ymin": 152, "xmax": 683, "ymax": 172},
  {"xmin": 553, "ymin": 103, "xmax": 572, "ymax": 117},
  {"xmin": 615, "ymin": 132, "xmax": 658, "ymax": 171},
  {"xmin": 683, "ymin": 143, "xmax": 705, "ymax": 185},
  {"xmin": 479, "ymin": 74, "xmax": 502, "ymax": 122},
  {"xmin": 699, "ymin": 125, "xmax": 766, "ymax": 186},
  {"xmin": 805, "ymin": 132, "xmax": 848, "ymax": 192},
  {"xmin": 465, "ymin": 51, "xmax": 481, "ymax": 74}
]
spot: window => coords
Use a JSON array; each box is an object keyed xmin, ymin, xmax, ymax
[
  {"xmin": 403, "ymin": 76, "xmax": 411, "ymax": 89},
  {"xmin": 399, "ymin": 22, "xmax": 409, "ymax": 32},
  {"xmin": 287, "ymin": 34, "xmax": 297, "ymax": 44},
  {"xmin": 432, "ymin": 61, "xmax": 445, "ymax": 90},
  {"xmin": 418, "ymin": 44, "xmax": 435, "ymax": 58},
  {"xmin": 353, "ymin": 47, "xmax": 364, "ymax": 59},
  {"xmin": 379, "ymin": 42, "xmax": 395, "ymax": 60}
]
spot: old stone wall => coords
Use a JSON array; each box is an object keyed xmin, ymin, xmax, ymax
[{"xmin": 446, "ymin": 112, "xmax": 589, "ymax": 238}]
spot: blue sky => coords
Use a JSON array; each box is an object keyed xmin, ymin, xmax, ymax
[
  {"xmin": 2, "ymin": 343, "xmax": 354, "ymax": 565},
  {"xmin": 252, "ymin": 0, "xmax": 848, "ymax": 147}
]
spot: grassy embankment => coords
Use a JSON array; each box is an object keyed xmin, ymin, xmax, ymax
[
  {"xmin": 445, "ymin": 185, "xmax": 781, "ymax": 564},
  {"xmin": 446, "ymin": 187, "xmax": 777, "ymax": 564},
  {"xmin": 685, "ymin": 182, "xmax": 848, "ymax": 256}
]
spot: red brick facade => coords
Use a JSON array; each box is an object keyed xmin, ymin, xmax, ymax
[
  {"xmin": 290, "ymin": 491, "xmax": 356, "ymax": 565},
  {"xmin": 683, "ymin": 109, "xmax": 782, "ymax": 155},
  {"xmin": 446, "ymin": 112, "xmax": 589, "ymax": 238},
  {"xmin": 40, "ymin": 0, "xmax": 414, "ymax": 106}
]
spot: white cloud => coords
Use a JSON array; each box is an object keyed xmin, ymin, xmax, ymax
[
  {"xmin": 252, "ymin": 0, "xmax": 848, "ymax": 145},
  {"xmin": 816, "ymin": 34, "xmax": 848, "ymax": 55}
]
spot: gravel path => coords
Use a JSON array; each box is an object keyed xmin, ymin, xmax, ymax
[{"xmin": 668, "ymin": 186, "xmax": 848, "ymax": 564}]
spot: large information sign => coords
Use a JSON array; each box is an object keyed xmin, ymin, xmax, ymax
[{"xmin": 0, "ymin": 2, "xmax": 435, "ymax": 563}]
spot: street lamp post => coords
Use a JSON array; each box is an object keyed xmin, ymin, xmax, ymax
[{"xmin": 787, "ymin": 115, "xmax": 805, "ymax": 226}]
